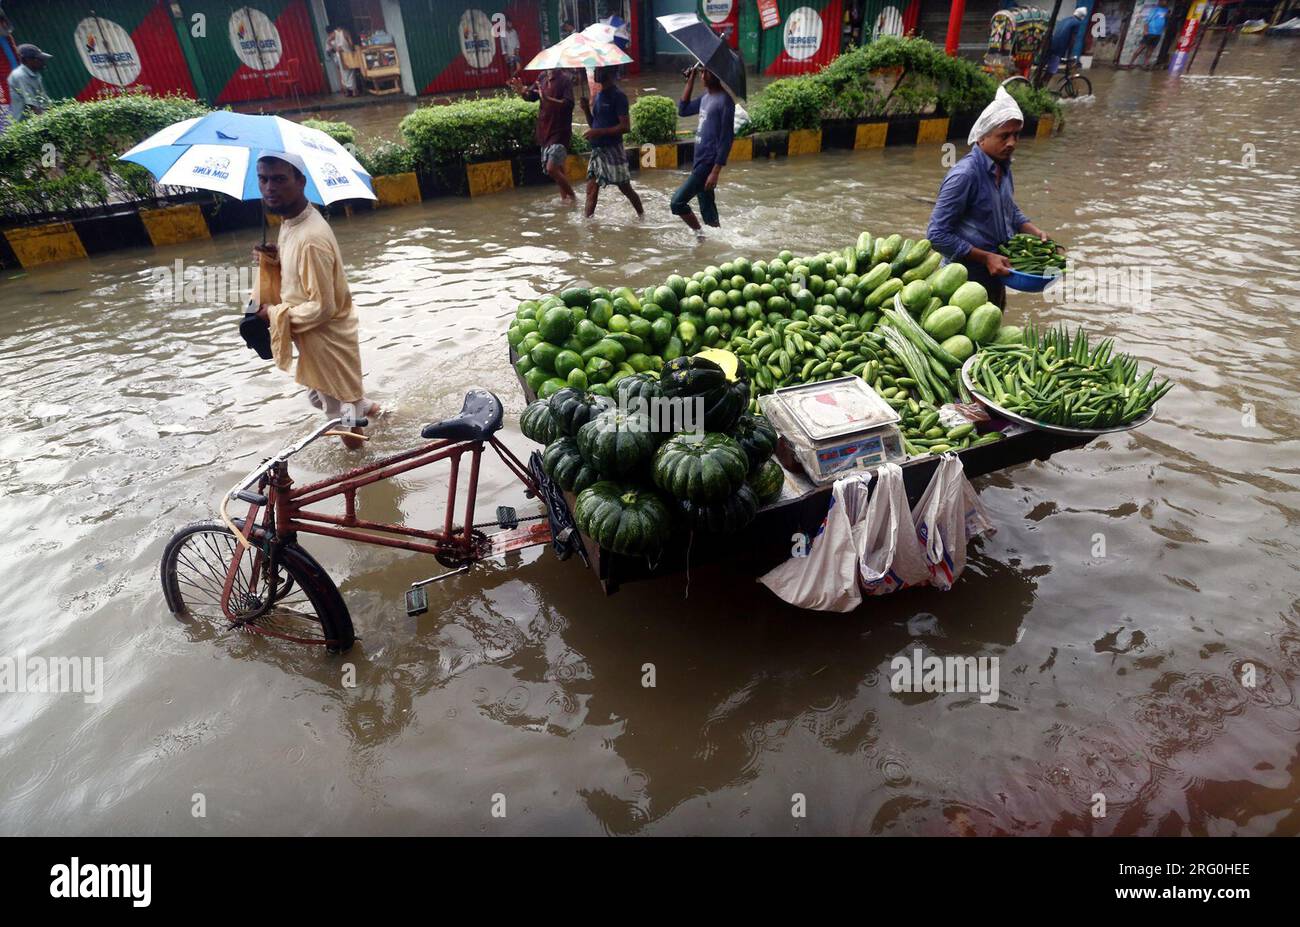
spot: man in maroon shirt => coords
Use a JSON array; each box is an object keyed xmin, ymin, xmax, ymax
[{"xmin": 510, "ymin": 68, "xmax": 577, "ymax": 203}]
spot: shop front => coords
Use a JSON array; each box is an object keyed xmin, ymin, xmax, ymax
[
  {"xmin": 176, "ymin": 0, "xmax": 328, "ymax": 104},
  {"xmin": 744, "ymin": 0, "xmax": 844, "ymax": 75},
  {"xmin": 1, "ymin": 0, "xmax": 196, "ymax": 102},
  {"xmin": 399, "ymin": 1, "xmax": 546, "ymax": 95}
]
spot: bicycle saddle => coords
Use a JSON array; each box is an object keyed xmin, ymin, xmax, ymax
[{"xmin": 421, "ymin": 389, "xmax": 504, "ymax": 441}]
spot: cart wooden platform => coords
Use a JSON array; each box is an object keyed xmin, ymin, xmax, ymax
[{"xmin": 512, "ymin": 348, "xmax": 1092, "ymax": 594}]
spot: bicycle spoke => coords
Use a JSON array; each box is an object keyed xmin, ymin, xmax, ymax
[{"xmin": 167, "ymin": 527, "xmax": 331, "ymax": 642}]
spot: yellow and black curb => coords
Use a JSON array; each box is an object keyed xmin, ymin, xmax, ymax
[{"xmin": 0, "ymin": 111, "xmax": 1060, "ymax": 270}]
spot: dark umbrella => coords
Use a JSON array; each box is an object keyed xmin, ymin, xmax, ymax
[{"xmin": 656, "ymin": 13, "xmax": 747, "ymax": 99}]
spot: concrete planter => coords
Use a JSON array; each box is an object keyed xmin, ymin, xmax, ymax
[
  {"xmin": 139, "ymin": 203, "xmax": 211, "ymax": 246},
  {"xmin": 728, "ymin": 137, "xmax": 753, "ymax": 162},
  {"xmin": 371, "ymin": 172, "xmax": 422, "ymax": 208},
  {"xmin": 886, "ymin": 117, "xmax": 920, "ymax": 147},
  {"xmin": 787, "ymin": 128, "xmax": 823, "ymax": 156},
  {"xmin": 820, "ymin": 120, "xmax": 858, "ymax": 150},
  {"xmin": 947, "ymin": 110, "xmax": 978, "ymax": 143},
  {"xmin": 565, "ymin": 154, "xmax": 589, "ymax": 184},
  {"xmin": 465, "ymin": 159, "xmax": 515, "ymax": 197},
  {"xmin": 4, "ymin": 221, "xmax": 87, "ymax": 267},
  {"xmin": 750, "ymin": 131, "xmax": 788, "ymax": 159},
  {"xmin": 916, "ymin": 116, "xmax": 950, "ymax": 145},
  {"xmin": 854, "ymin": 120, "xmax": 888, "ymax": 150}
]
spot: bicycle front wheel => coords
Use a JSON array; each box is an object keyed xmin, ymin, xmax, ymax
[
  {"xmin": 160, "ymin": 522, "xmax": 355, "ymax": 653},
  {"xmin": 1066, "ymin": 75, "xmax": 1093, "ymax": 98}
]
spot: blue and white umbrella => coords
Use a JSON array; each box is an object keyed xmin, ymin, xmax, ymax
[{"xmin": 119, "ymin": 111, "xmax": 375, "ymax": 207}]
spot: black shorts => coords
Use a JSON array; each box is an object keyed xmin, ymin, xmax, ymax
[{"xmin": 1141, "ymin": 34, "xmax": 1160, "ymax": 47}]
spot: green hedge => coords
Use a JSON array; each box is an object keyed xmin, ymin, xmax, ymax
[
  {"xmin": 399, "ymin": 95, "xmax": 539, "ymax": 172},
  {"xmin": 300, "ymin": 118, "xmax": 357, "ymax": 148},
  {"xmin": 627, "ymin": 94, "xmax": 677, "ymax": 145},
  {"xmin": 747, "ymin": 77, "xmax": 832, "ymax": 132},
  {"xmin": 745, "ymin": 36, "xmax": 1061, "ymax": 131},
  {"xmin": 0, "ymin": 92, "xmax": 210, "ymax": 220},
  {"xmin": 358, "ymin": 139, "xmax": 416, "ymax": 177}
]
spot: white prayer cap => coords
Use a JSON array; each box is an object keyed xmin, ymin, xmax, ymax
[{"xmin": 256, "ymin": 150, "xmax": 308, "ymax": 175}]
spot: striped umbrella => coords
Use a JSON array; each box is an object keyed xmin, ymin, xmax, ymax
[{"xmin": 523, "ymin": 31, "xmax": 632, "ymax": 70}]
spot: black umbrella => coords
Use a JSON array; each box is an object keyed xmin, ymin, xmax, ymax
[{"xmin": 656, "ymin": 13, "xmax": 747, "ymax": 100}]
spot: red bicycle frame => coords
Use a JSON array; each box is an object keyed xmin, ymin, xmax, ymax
[{"xmin": 219, "ymin": 432, "xmax": 550, "ymax": 624}]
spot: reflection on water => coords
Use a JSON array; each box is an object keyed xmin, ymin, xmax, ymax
[{"xmin": 2, "ymin": 43, "xmax": 1299, "ymax": 835}]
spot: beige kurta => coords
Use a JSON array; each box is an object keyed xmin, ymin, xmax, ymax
[{"xmin": 265, "ymin": 206, "xmax": 364, "ymax": 403}]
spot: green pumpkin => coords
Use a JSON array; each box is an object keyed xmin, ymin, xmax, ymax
[
  {"xmin": 677, "ymin": 483, "xmax": 758, "ymax": 534},
  {"xmin": 652, "ymin": 433, "xmax": 749, "ymax": 503},
  {"xmin": 699, "ymin": 378, "xmax": 749, "ymax": 434},
  {"xmin": 520, "ymin": 399, "xmax": 560, "ymax": 444},
  {"xmin": 574, "ymin": 481, "xmax": 672, "ymax": 556},
  {"xmin": 616, "ymin": 371, "xmax": 665, "ymax": 409},
  {"xmin": 729, "ymin": 414, "xmax": 778, "ymax": 473},
  {"xmin": 548, "ymin": 387, "xmax": 612, "ymax": 437},
  {"xmin": 660, "ymin": 355, "xmax": 727, "ymax": 397},
  {"xmin": 746, "ymin": 458, "xmax": 784, "ymax": 504},
  {"xmin": 542, "ymin": 437, "xmax": 600, "ymax": 494},
  {"xmin": 577, "ymin": 409, "xmax": 660, "ymax": 477}
]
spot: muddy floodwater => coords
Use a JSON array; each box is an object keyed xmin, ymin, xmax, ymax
[{"xmin": 2, "ymin": 43, "xmax": 1299, "ymax": 836}]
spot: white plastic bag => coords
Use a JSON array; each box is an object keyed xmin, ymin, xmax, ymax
[
  {"xmin": 855, "ymin": 463, "xmax": 931, "ymax": 596},
  {"xmin": 758, "ymin": 473, "xmax": 870, "ymax": 612},
  {"xmin": 912, "ymin": 453, "xmax": 996, "ymax": 591}
]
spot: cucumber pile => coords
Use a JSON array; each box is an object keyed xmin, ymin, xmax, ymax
[
  {"xmin": 968, "ymin": 325, "xmax": 1173, "ymax": 430},
  {"xmin": 998, "ymin": 233, "xmax": 1067, "ymax": 276}
]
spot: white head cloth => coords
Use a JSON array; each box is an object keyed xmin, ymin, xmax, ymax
[{"xmin": 967, "ymin": 86, "xmax": 1025, "ymax": 146}]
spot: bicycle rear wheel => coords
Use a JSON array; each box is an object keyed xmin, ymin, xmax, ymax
[{"xmin": 161, "ymin": 522, "xmax": 355, "ymax": 653}]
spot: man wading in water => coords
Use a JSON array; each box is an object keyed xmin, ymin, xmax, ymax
[
  {"xmin": 252, "ymin": 153, "xmax": 378, "ymax": 450},
  {"xmin": 926, "ymin": 87, "xmax": 1051, "ymax": 310},
  {"xmin": 510, "ymin": 67, "xmax": 577, "ymax": 203},
  {"xmin": 579, "ymin": 66, "xmax": 643, "ymax": 218},
  {"xmin": 672, "ymin": 65, "xmax": 735, "ymax": 235}
]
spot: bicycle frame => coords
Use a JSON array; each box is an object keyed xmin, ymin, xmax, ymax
[{"xmin": 217, "ymin": 425, "xmax": 549, "ymax": 625}]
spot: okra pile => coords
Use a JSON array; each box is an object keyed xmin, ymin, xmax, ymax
[
  {"xmin": 998, "ymin": 233, "xmax": 1067, "ymax": 276},
  {"xmin": 968, "ymin": 325, "xmax": 1173, "ymax": 429}
]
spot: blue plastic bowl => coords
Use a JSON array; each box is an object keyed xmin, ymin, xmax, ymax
[{"xmin": 1005, "ymin": 268, "xmax": 1063, "ymax": 293}]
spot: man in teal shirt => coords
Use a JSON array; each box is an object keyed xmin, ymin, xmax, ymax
[
  {"xmin": 7, "ymin": 43, "xmax": 53, "ymax": 122},
  {"xmin": 1129, "ymin": 0, "xmax": 1170, "ymax": 69}
]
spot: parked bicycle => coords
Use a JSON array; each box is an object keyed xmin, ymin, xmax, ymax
[
  {"xmin": 1002, "ymin": 56, "xmax": 1093, "ymax": 100},
  {"xmin": 160, "ymin": 390, "xmax": 571, "ymax": 653}
]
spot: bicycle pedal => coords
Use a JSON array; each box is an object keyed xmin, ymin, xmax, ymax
[
  {"xmin": 405, "ymin": 585, "xmax": 428, "ymax": 617},
  {"xmin": 496, "ymin": 505, "xmax": 518, "ymax": 529}
]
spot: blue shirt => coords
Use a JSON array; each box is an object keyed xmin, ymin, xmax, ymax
[
  {"xmin": 7, "ymin": 64, "xmax": 50, "ymax": 121},
  {"xmin": 927, "ymin": 146, "xmax": 1030, "ymax": 261},
  {"xmin": 589, "ymin": 85, "xmax": 629, "ymax": 148},
  {"xmin": 1049, "ymin": 16, "xmax": 1084, "ymax": 57},
  {"xmin": 679, "ymin": 90, "xmax": 735, "ymax": 170},
  {"xmin": 1146, "ymin": 5, "xmax": 1169, "ymax": 35}
]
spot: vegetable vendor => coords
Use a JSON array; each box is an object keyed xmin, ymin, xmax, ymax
[{"xmin": 926, "ymin": 86, "xmax": 1050, "ymax": 310}]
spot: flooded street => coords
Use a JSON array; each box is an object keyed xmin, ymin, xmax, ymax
[{"xmin": 3, "ymin": 41, "xmax": 1299, "ymax": 836}]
